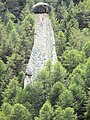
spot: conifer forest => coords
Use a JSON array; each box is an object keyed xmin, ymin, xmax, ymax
[{"xmin": 0, "ymin": 0, "xmax": 90, "ymax": 120}]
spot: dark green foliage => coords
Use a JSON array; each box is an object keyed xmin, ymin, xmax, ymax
[
  {"xmin": 0, "ymin": 112, "xmax": 7, "ymax": 120},
  {"xmin": 0, "ymin": 22, "xmax": 13, "ymax": 63},
  {"xmin": 83, "ymin": 41, "xmax": 90, "ymax": 58},
  {"xmin": 6, "ymin": 19, "xmax": 15, "ymax": 32},
  {"xmin": 51, "ymin": 60, "xmax": 67, "ymax": 83},
  {"xmin": 68, "ymin": 64, "xmax": 87, "ymax": 120},
  {"xmin": 35, "ymin": 100, "xmax": 53, "ymax": 120},
  {"xmin": 0, "ymin": 103, "xmax": 32, "ymax": 120},
  {"xmin": 84, "ymin": 58, "xmax": 90, "ymax": 89},
  {"xmin": 37, "ymin": 60, "xmax": 67, "ymax": 101},
  {"xmin": 57, "ymin": 89, "xmax": 74, "ymax": 108},
  {"xmin": 16, "ymin": 80, "xmax": 44, "ymax": 118},
  {"xmin": 7, "ymin": 53, "xmax": 24, "ymax": 75},
  {"xmin": 61, "ymin": 49, "xmax": 86, "ymax": 72},
  {"xmin": 1, "ymin": 103, "xmax": 14, "ymax": 119},
  {"xmin": 77, "ymin": 0, "xmax": 90, "ymax": 29},
  {"xmin": 6, "ymin": 0, "xmax": 26, "ymax": 18},
  {"xmin": 56, "ymin": 31, "xmax": 66, "ymax": 56},
  {"xmin": 53, "ymin": 106, "xmax": 77, "ymax": 120},
  {"xmin": 3, "ymin": 77, "xmax": 21, "ymax": 105},
  {"xmin": 0, "ymin": 60, "xmax": 7, "ymax": 105},
  {"xmin": 12, "ymin": 103, "xmax": 32, "ymax": 120},
  {"xmin": 85, "ymin": 89, "xmax": 90, "ymax": 120},
  {"xmin": 50, "ymin": 81, "xmax": 65, "ymax": 105}
]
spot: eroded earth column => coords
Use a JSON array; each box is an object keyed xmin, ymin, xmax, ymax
[{"xmin": 24, "ymin": 2, "xmax": 57, "ymax": 87}]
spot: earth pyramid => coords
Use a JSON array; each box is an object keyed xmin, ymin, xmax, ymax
[{"xmin": 24, "ymin": 2, "xmax": 57, "ymax": 87}]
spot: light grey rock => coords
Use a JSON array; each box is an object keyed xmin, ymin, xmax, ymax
[{"xmin": 24, "ymin": 3, "xmax": 57, "ymax": 88}]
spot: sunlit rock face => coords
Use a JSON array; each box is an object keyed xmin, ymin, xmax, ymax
[{"xmin": 24, "ymin": 2, "xmax": 57, "ymax": 87}]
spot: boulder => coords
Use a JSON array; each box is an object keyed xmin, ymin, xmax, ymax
[{"xmin": 32, "ymin": 2, "xmax": 51, "ymax": 14}]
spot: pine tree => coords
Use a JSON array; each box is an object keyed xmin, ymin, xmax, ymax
[
  {"xmin": 77, "ymin": 0, "xmax": 90, "ymax": 28},
  {"xmin": 0, "ymin": 112, "xmax": 7, "ymax": 120},
  {"xmin": 56, "ymin": 31, "xmax": 66, "ymax": 56},
  {"xmin": 6, "ymin": 19, "xmax": 15, "ymax": 32},
  {"xmin": 35, "ymin": 100, "xmax": 53, "ymax": 120},
  {"xmin": 50, "ymin": 81, "xmax": 65, "ymax": 105},
  {"xmin": 12, "ymin": 103, "xmax": 32, "ymax": 120},
  {"xmin": 53, "ymin": 106, "xmax": 77, "ymax": 120},
  {"xmin": 63, "ymin": 107, "xmax": 77, "ymax": 120},
  {"xmin": 16, "ymin": 80, "xmax": 44, "ymax": 118},
  {"xmin": 83, "ymin": 41, "xmax": 90, "ymax": 58},
  {"xmin": 57, "ymin": 89, "xmax": 74, "ymax": 108},
  {"xmin": 84, "ymin": 58, "xmax": 90, "ymax": 90},
  {"xmin": 1, "ymin": 103, "xmax": 14, "ymax": 120},
  {"xmin": 61, "ymin": 49, "xmax": 86, "ymax": 72},
  {"xmin": 53, "ymin": 106, "xmax": 63, "ymax": 120},
  {"xmin": 3, "ymin": 77, "xmax": 21, "ymax": 105},
  {"xmin": 85, "ymin": 89, "xmax": 90, "ymax": 120},
  {"xmin": 51, "ymin": 60, "xmax": 67, "ymax": 83}
]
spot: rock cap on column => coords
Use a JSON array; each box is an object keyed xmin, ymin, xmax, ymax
[{"xmin": 32, "ymin": 2, "xmax": 51, "ymax": 14}]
